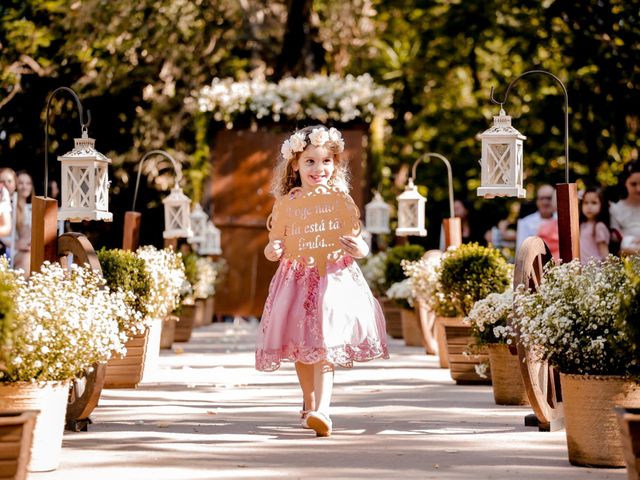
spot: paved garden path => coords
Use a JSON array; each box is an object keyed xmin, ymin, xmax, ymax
[{"xmin": 32, "ymin": 322, "xmax": 626, "ymax": 480}]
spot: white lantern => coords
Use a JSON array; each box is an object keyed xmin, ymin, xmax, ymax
[
  {"xmin": 162, "ymin": 185, "xmax": 193, "ymax": 239},
  {"xmin": 198, "ymin": 220, "xmax": 222, "ymax": 255},
  {"xmin": 477, "ymin": 108, "xmax": 527, "ymax": 199},
  {"xmin": 365, "ymin": 191, "xmax": 391, "ymax": 234},
  {"xmin": 188, "ymin": 203, "xmax": 208, "ymax": 245},
  {"xmin": 58, "ymin": 130, "xmax": 112, "ymax": 222},
  {"xmin": 395, "ymin": 178, "xmax": 427, "ymax": 237}
]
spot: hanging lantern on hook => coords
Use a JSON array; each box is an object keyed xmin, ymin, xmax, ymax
[
  {"xmin": 58, "ymin": 128, "xmax": 113, "ymax": 222},
  {"xmin": 163, "ymin": 185, "xmax": 193, "ymax": 239},
  {"xmin": 198, "ymin": 220, "xmax": 222, "ymax": 256},
  {"xmin": 364, "ymin": 191, "xmax": 391, "ymax": 234},
  {"xmin": 477, "ymin": 107, "xmax": 527, "ymax": 199},
  {"xmin": 395, "ymin": 178, "xmax": 427, "ymax": 237},
  {"xmin": 189, "ymin": 203, "xmax": 208, "ymax": 246}
]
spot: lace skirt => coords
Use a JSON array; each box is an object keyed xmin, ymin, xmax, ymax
[{"xmin": 255, "ymin": 256, "xmax": 389, "ymax": 371}]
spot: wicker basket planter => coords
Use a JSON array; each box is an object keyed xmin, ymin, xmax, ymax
[
  {"xmin": 400, "ymin": 307, "xmax": 423, "ymax": 347},
  {"xmin": 444, "ymin": 321, "xmax": 491, "ymax": 385},
  {"xmin": 561, "ymin": 373, "xmax": 640, "ymax": 467},
  {"xmin": 0, "ymin": 411, "xmax": 38, "ymax": 479},
  {"xmin": 0, "ymin": 382, "xmax": 69, "ymax": 472},
  {"xmin": 487, "ymin": 344, "xmax": 529, "ymax": 405},
  {"xmin": 160, "ymin": 316, "xmax": 177, "ymax": 349},
  {"xmin": 379, "ymin": 298, "xmax": 402, "ymax": 339},
  {"xmin": 104, "ymin": 330, "xmax": 149, "ymax": 388},
  {"xmin": 616, "ymin": 407, "xmax": 640, "ymax": 479},
  {"xmin": 174, "ymin": 304, "xmax": 196, "ymax": 342}
]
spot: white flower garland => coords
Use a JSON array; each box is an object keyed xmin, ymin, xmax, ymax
[
  {"xmin": 195, "ymin": 73, "xmax": 393, "ymax": 127},
  {"xmin": 280, "ymin": 127, "xmax": 345, "ymax": 161}
]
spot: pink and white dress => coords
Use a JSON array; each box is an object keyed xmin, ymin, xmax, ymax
[{"xmin": 255, "ymin": 255, "xmax": 389, "ymax": 371}]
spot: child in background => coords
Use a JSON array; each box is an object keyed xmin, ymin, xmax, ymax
[
  {"xmin": 579, "ymin": 186, "xmax": 610, "ymax": 263},
  {"xmin": 255, "ymin": 125, "xmax": 389, "ymax": 437}
]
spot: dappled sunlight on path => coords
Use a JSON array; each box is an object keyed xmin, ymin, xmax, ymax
[{"xmin": 31, "ymin": 323, "xmax": 625, "ymax": 480}]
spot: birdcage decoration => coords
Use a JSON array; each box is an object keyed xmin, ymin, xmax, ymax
[
  {"xmin": 198, "ymin": 220, "xmax": 222, "ymax": 256},
  {"xmin": 188, "ymin": 203, "xmax": 208, "ymax": 245},
  {"xmin": 395, "ymin": 178, "xmax": 427, "ymax": 237},
  {"xmin": 477, "ymin": 108, "xmax": 527, "ymax": 199},
  {"xmin": 365, "ymin": 191, "xmax": 391, "ymax": 234},
  {"xmin": 162, "ymin": 185, "xmax": 193, "ymax": 239},
  {"xmin": 58, "ymin": 129, "xmax": 112, "ymax": 222}
]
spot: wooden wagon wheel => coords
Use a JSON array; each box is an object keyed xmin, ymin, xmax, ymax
[
  {"xmin": 513, "ymin": 236, "xmax": 564, "ymax": 431},
  {"xmin": 58, "ymin": 233, "xmax": 107, "ymax": 432}
]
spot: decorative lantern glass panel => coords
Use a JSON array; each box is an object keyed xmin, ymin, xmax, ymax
[
  {"xmin": 58, "ymin": 131, "xmax": 112, "ymax": 222},
  {"xmin": 395, "ymin": 178, "xmax": 427, "ymax": 237},
  {"xmin": 365, "ymin": 191, "xmax": 391, "ymax": 234},
  {"xmin": 198, "ymin": 220, "xmax": 222, "ymax": 255},
  {"xmin": 163, "ymin": 185, "xmax": 193, "ymax": 239},
  {"xmin": 477, "ymin": 109, "xmax": 527, "ymax": 199},
  {"xmin": 188, "ymin": 203, "xmax": 208, "ymax": 245}
]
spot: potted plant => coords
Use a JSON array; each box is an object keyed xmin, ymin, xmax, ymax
[
  {"xmin": 135, "ymin": 246, "xmax": 187, "ymax": 372},
  {"xmin": 401, "ymin": 250, "xmax": 443, "ymax": 355},
  {"xmin": 384, "ymin": 244, "xmax": 425, "ymax": 344},
  {"xmin": 513, "ymin": 256, "xmax": 640, "ymax": 467},
  {"xmin": 438, "ymin": 243, "xmax": 511, "ymax": 384},
  {"xmin": 430, "ymin": 279, "xmax": 463, "ymax": 369},
  {"xmin": 466, "ymin": 290, "xmax": 528, "ymax": 405},
  {"xmin": 194, "ymin": 256, "xmax": 226, "ymax": 325},
  {"xmin": 98, "ymin": 248, "xmax": 153, "ymax": 388},
  {"xmin": 0, "ymin": 259, "xmax": 127, "ymax": 472}
]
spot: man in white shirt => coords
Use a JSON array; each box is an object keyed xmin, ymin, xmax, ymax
[{"xmin": 515, "ymin": 184, "xmax": 557, "ymax": 251}]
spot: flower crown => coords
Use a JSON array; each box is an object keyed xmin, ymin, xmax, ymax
[{"xmin": 280, "ymin": 127, "xmax": 345, "ymax": 161}]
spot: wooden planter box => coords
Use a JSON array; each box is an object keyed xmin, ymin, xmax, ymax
[
  {"xmin": 400, "ymin": 307, "xmax": 422, "ymax": 347},
  {"xmin": 616, "ymin": 407, "xmax": 640, "ymax": 479},
  {"xmin": 193, "ymin": 299, "xmax": 206, "ymax": 328},
  {"xmin": 104, "ymin": 331, "xmax": 149, "ymax": 389},
  {"xmin": 379, "ymin": 297, "xmax": 403, "ymax": 339},
  {"xmin": 444, "ymin": 322, "xmax": 491, "ymax": 385},
  {"xmin": 174, "ymin": 304, "xmax": 196, "ymax": 342},
  {"xmin": 0, "ymin": 411, "xmax": 38, "ymax": 480},
  {"xmin": 204, "ymin": 295, "xmax": 215, "ymax": 324},
  {"xmin": 160, "ymin": 316, "xmax": 177, "ymax": 349}
]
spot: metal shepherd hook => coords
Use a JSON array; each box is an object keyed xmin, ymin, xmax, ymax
[{"xmin": 131, "ymin": 150, "xmax": 183, "ymax": 212}]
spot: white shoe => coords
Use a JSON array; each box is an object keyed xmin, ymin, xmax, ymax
[
  {"xmin": 300, "ymin": 409, "xmax": 312, "ymax": 429},
  {"xmin": 306, "ymin": 411, "xmax": 332, "ymax": 437}
]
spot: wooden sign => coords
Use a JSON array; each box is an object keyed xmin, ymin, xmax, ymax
[{"xmin": 267, "ymin": 186, "xmax": 361, "ymax": 275}]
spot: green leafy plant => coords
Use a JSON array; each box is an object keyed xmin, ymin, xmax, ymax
[
  {"xmin": 438, "ymin": 243, "xmax": 511, "ymax": 317},
  {"xmin": 513, "ymin": 256, "xmax": 640, "ymax": 377},
  {"xmin": 98, "ymin": 248, "xmax": 152, "ymax": 338},
  {"xmin": 383, "ymin": 244, "xmax": 425, "ymax": 309}
]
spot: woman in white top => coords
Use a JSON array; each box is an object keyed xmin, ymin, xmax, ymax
[
  {"xmin": 13, "ymin": 171, "xmax": 34, "ymax": 272},
  {"xmin": 610, "ymin": 160, "xmax": 640, "ymax": 255},
  {"xmin": 0, "ymin": 168, "xmax": 16, "ymax": 256}
]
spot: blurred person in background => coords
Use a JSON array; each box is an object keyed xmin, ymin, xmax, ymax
[
  {"xmin": 0, "ymin": 168, "xmax": 17, "ymax": 259},
  {"xmin": 13, "ymin": 171, "xmax": 33, "ymax": 272}
]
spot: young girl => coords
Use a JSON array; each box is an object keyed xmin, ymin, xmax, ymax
[
  {"xmin": 579, "ymin": 186, "xmax": 610, "ymax": 263},
  {"xmin": 255, "ymin": 125, "xmax": 389, "ymax": 437},
  {"xmin": 610, "ymin": 160, "xmax": 640, "ymax": 255}
]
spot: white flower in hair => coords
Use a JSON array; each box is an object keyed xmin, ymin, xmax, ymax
[
  {"xmin": 281, "ymin": 139, "xmax": 293, "ymax": 160},
  {"xmin": 309, "ymin": 127, "xmax": 330, "ymax": 147},
  {"xmin": 289, "ymin": 132, "xmax": 307, "ymax": 152},
  {"xmin": 328, "ymin": 127, "xmax": 345, "ymax": 151}
]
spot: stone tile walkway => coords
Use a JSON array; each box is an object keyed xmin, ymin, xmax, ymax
[{"xmin": 31, "ymin": 323, "xmax": 626, "ymax": 480}]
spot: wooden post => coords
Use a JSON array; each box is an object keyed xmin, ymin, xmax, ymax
[
  {"xmin": 556, "ymin": 183, "xmax": 580, "ymax": 263},
  {"xmin": 30, "ymin": 196, "xmax": 59, "ymax": 273},
  {"xmin": 122, "ymin": 211, "xmax": 142, "ymax": 251},
  {"xmin": 163, "ymin": 237, "xmax": 178, "ymax": 250},
  {"xmin": 442, "ymin": 217, "xmax": 462, "ymax": 249}
]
